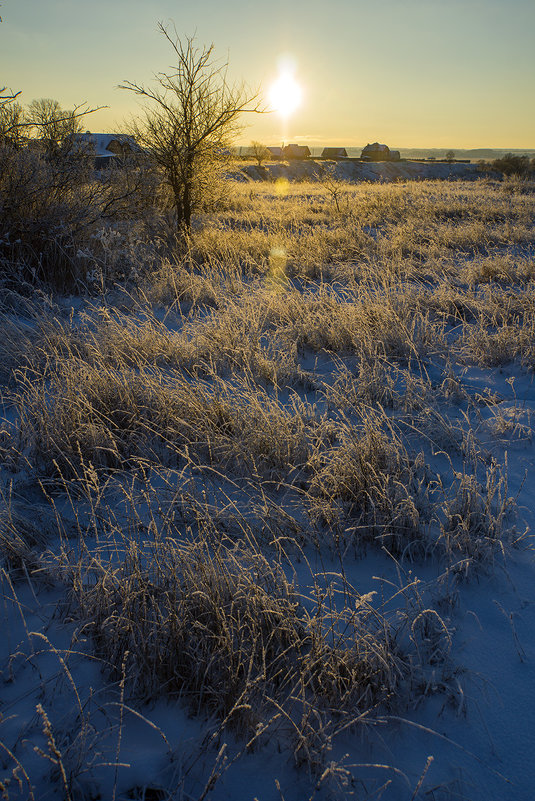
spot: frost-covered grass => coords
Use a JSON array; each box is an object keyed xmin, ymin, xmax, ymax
[{"xmin": 1, "ymin": 177, "xmax": 534, "ymax": 800}]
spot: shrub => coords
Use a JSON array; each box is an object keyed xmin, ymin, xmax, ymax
[
  {"xmin": 491, "ymin": 153, "xmax": 533, "ymax": 177},
  {"xmin": 0, "ymin": 143, "xmax": 163, "ymax": 290}
]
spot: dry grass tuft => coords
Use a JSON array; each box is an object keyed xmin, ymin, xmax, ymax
[
  {"xmin": 307, "ymin": 414, "xmax": 427, "ymax": 554},
  {"xmin": 62, "ymin": 529, "xmax": 406, "ymax": 765}
]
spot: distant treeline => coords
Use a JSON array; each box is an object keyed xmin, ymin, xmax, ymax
[{"xmin": 397, "ymin": 148, "xmax": 535, "ymax": 161}]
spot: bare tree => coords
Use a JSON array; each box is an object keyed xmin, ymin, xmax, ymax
[
  {"xmin": 0, "ymin": 95, "xmax": 25, "ymax": 148},
  {"xmin": 250, "ymin": 140, "xmax": 270, "ymax": 167},
  {"xmin": 0, "ymin": 89, "xmax": 103, "ymax": 156},
  {"xmin": 314, "ymin": 163, "xmax": 347, "ymax": 214},
  {"xmin": 26, "ymin": 97, "xmax": 84, "ymax": 156},
  {"xmin": 445, "ymin": 150, "xmax": 455, "ymax": 163},
  {"xmin": 120, "ymin": 23, "xmax": 262, "ymax": 230}
]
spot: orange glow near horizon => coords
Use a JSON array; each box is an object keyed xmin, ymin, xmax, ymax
[{"xmin": 2, "ymin": 2, "xmax": 534, "ymax": 150}]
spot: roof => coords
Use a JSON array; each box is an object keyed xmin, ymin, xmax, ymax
[
  {"xmin": 72, "ymin": 133, "xmax": 139, "ymax": 158},
  {"xmin": 283, "ymin": 143, "xmax": 311, "ymax": 158},
  {"xmin": 321, "ymin": 147, "xmax": 348, "ymax": 158},
  {"xmin": 362, "ymin": 142, "xmax": 390, "ymax": 152}
]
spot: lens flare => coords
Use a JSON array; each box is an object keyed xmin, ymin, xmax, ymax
[
  {"xmin": 267, "ymin": 246, "xmax": 288, "ymax": 291},
  {"xmin": 274, "ymin": 177, "xmax": 290, "ymax": 196}
]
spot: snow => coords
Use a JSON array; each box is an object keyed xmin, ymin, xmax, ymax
[
  {"xmin": 3, "ymin": 373, "xmax": 532, "ymax": 800},
  {"xmin": 241, "ymin": 160, "xmax": 482, "ymax": 183},
  {"xmin": 2, "ymin": 196, "xmax": 535, "ymax": 801}
]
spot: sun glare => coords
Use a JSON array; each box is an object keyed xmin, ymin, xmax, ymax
[{"xmin": 269, "ymin": 71, "xmax": 303, "ymax": 118}]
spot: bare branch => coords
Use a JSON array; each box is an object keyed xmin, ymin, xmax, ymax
[{"xmin": 120, "ymin": 22, "xmax": 263, "ymax": 229}]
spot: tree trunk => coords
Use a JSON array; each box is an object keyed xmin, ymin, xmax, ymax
[
  {"xmin": 183, "ymin": 181, "xmax": 192, "ymax": 229},
  {"xmin": 171, "ymin": 176, "xmax": 185, "ymax": 230}
]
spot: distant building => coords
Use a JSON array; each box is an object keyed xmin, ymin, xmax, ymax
[
  {"xmin": 267, "ymin": 146, "xmax": 283, "ymax": 160},
  {"xmin": 361, "ymin": 142, "xmax": 392, "ymax": 162},
  {"xmin": 72, "ymin": 132, "xmax": 140, "ymax": 168},
  {"xmin": 321, "ymin": 147, "xmax": 348, "ymax": 159},
  {"xmin": 283, "ymin": 143, "xmax": 311, "ymax": 160}
]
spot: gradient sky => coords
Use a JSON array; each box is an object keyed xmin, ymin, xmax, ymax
[{"xmin": 2, "ymin": 0, "xmax": 534, "ymax": 149}]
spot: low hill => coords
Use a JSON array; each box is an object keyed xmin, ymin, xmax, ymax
[{"xmin": 240, "ymin": 159, "xmax": 482, "ymax": 183}]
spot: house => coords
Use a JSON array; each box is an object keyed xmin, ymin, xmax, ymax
[
  {"xmin": 361, "ymin": 142, "xmax": 392, "ymax": 162},
  {"xmin": 267, "ymin": 146, "xmax": 283, "ymax": 160},
  {"xmin": 71, "ymin": 132, "xmax": 141, "ymax": 168},
  {"xmin": 321, "ymin": 147, "xmax": 347, "ymax": 159},
  {"xmin": 283, "ymin": 143, "xmax": 311, "ymax": 160}
]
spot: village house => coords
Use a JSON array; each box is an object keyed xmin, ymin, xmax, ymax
[
  {"xmin": 267, "ymin": 146, "xmax": 283, "ymax": 160},
  {"xmin": 321, "ymin": 147, "xmax": 348, "ymax": 159},
  {"xmin": 72, "ymin": 132, "xmax": 140, "ymax": 168},
  {"xmin": 361, "ymin": 142, "xmax": 400, "ymax": 162},
  {"xmin": 283, "ymin": 143, "xmax": 311, "ymax": 160}
]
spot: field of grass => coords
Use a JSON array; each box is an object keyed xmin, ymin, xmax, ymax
[{"xmin": 1, "ymin": 175, "xmax": 534, "ymax": 800}]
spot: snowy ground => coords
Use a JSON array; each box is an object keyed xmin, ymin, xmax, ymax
[
  {"xmin": 241, "ymin": 160, "xmax": 482, "ymax": 184},
  {"xmin": 1, "ymin": 178, "xmax": 535, "ymax": 801}
]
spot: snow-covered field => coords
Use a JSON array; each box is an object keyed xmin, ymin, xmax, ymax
[
  {"xmin": 1, "ymin": 177, "xmax": 535, "ymax": 800},
  {"xmin": 241, "ymin": 159, "xmax": 481, "ymax": 183}
]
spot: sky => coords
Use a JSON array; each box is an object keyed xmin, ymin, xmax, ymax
[{"xmin": 1, "ymin": 0, "xmax": 534, "ymax": 149}]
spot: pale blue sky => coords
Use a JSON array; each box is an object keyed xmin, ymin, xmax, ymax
[{"xmin": 2, "ymin": 0, "xmax": 534, "ymax": 147}]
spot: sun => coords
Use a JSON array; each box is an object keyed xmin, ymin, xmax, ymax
[{"xmin": 269, "ymin": 71, "xmax": 303, "ymax": 118}]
